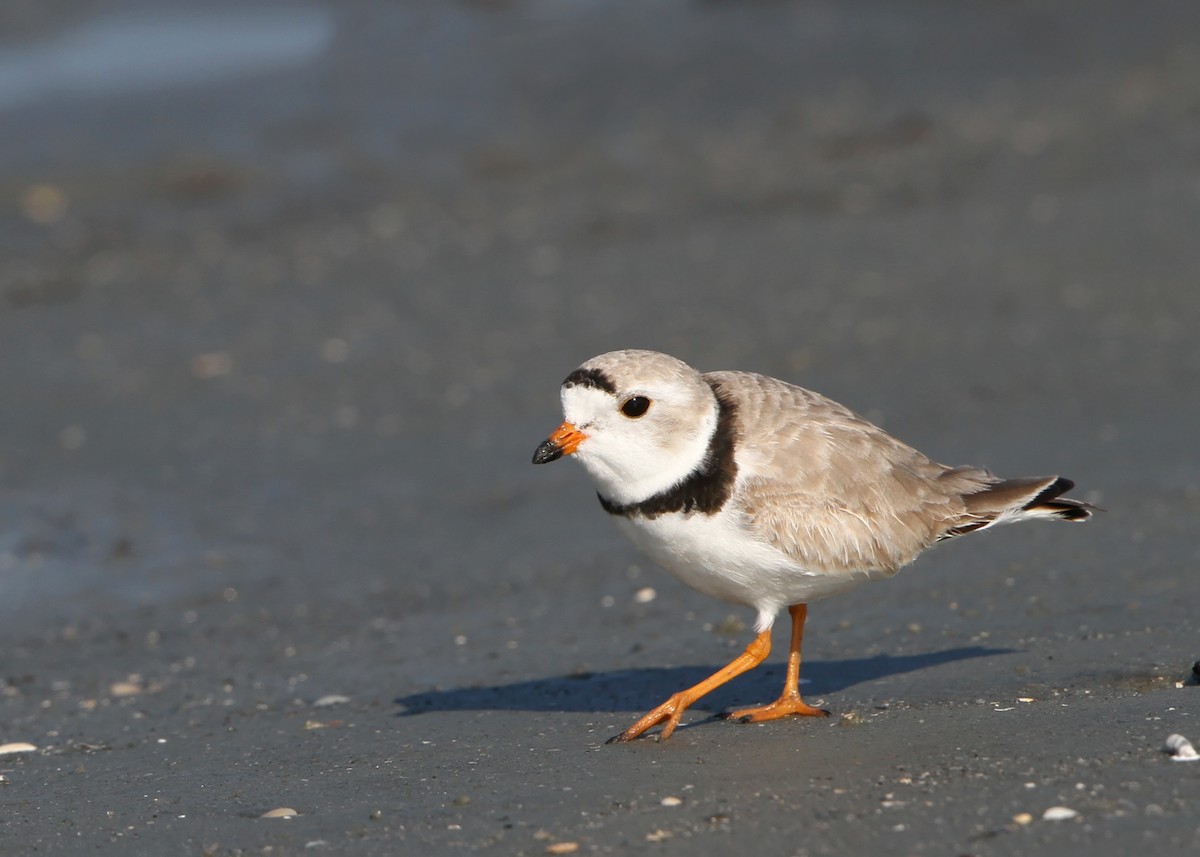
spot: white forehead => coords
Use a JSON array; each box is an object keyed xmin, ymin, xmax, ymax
[{"xmin": 560, "ymin": 383, "xmax": 616, "ymax": 423}]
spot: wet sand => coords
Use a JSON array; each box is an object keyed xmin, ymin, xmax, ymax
[{"xmin": 2, "ymin": 1, "xmax": 1199, "ymax": 853}]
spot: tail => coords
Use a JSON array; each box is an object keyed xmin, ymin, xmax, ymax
[{"xmin": 939, "ymin": 475, "xmax": 1095, "ymax": 541}]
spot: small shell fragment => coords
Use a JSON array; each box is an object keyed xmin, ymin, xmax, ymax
[
  {"xmin": 660, "ymin": 796, "xmax": 683, "ymax": 807},
  {"xmin": 1012, "ymin": 812, "xmax": 1034, "ymax": 825},
  {"xmin": 312, "ymin": 695, "xmax": 350, "ymax": 708},
  {"xmin": 545, "ymin": 843, "xmax": 579, "ymax": 855},
  {"xmin": 1164, "ymin": 733, "xmax": 1200, "ymax": 761},
  {"xmin": 0, "ymin": 743, "xmax": 37, "ymax": 756},
  {"xmin": 262, "ymin": 807, "xmax": 299, "ymax": 818},
  {"xmin": 1042, "ymin": 806, "xmax": 1079, "ymax": 821},
  {"xmin": 633, "ymin": 587, "xmax": 657, "ymax": 604},
  {"xmin": 836, "ymin": 711, "xmax": 864, "ymax": 727}
]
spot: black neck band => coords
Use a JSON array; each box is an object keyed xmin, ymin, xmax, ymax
[{"xmin": 598, "ymin": 381, "xmax": 738, "ymax": 519}]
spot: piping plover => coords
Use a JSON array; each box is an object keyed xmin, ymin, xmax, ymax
[{"xmin": 532, "ymin": 350, "xmax": 1093, "ymax": 742}]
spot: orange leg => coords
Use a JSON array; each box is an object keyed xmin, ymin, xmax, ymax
[
  {"xmin": 723, "ymin": 604, "xmax": 830, "ymax": 723},
  {"xmin": 607, "ymin": 629, "xmax": 772, "ymax": 743}
]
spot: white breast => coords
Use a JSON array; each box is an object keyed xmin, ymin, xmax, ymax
[{"xmin": 612, "ymin": 508, "xmax": 878, "ymax": 631}]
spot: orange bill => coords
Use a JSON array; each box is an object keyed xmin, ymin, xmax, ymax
[{"xmin": 531, "ymin": 421, "xmax": 586, "ymax": 464}]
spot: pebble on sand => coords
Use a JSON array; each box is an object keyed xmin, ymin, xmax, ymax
[
  {"xmin": 1012, "ymin": 812, "xmax": 1034, "ymax": 825},
  {"xmin": 1164, "ymin": 733, "xmax": 1200, "ymax": 761},
  {"xmin": 544, "ymin": 843, "xmax": 579, "ymax": 855},
  {"xmin": 1042, "ymin": 806, "xmax": 1079, "ymax": 821},
  {"xmin": 0, "ymin": 743, "xmax": 37, "ymax": 756},
  {"xmin": 660, "ymin": 796, "xmax": 683, "ymax": 807},
  {"xmin": 262, "ymin": 807, "xmax": 299, "ymax": 818},
  {"xmin": 312, "ymin": 694, "xmax": 351, "ymax": 708},
  {"xmin": 836, "ymin": 711, "xmax": 864, "ymax": 727}
]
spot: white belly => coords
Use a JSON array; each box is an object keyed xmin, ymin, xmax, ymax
[{"xmin": 613, "ymin": 510, "xmax": 879, "ymax": 630}]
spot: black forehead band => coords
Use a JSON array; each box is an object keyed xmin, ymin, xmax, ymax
[{"xmin": 562, "ymin": 367, "xmax": 617, "ymax": 395}]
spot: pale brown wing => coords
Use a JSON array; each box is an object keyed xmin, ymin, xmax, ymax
[{"xmin": 704, "ymin": 371, "xmax": 994, "ymax": 575}]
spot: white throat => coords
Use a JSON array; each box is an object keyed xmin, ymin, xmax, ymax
[{"xmin": 575, "ymin": 402, "xmax": 719, "ymax": 507}]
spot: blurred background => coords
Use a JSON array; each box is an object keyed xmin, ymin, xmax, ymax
[
  {"xmin": 1, "ymin": 0, "xmax": 1199, "ymax": 850},
  {"xmin": 3, "ymin": 0, "xmax": 1196, "ymax": 627}
]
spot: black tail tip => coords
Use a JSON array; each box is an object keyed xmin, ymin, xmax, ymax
[
  {"xmin": 1045, "ymin": 502, "xmax": 1093, "ymax": 522},
  {"xmin": 1025, "ymin": 476, "xmax": 1098, "ymax": 521},
  {"xmin": 1025, "ymin": 476, "xmax": 1075, "ymax": 508}
]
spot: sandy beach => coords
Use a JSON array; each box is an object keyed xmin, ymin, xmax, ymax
[{"xmin": 1, "ymin": 1, "xmax": 1198, "ymax": 853}]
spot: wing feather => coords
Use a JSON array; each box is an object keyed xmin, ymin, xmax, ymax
[{"xmin": 703, "ymin": 371, "xmax": 993, "ymax": 575}]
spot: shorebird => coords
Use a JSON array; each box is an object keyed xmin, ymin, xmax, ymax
[{"xmin": 533, "ymin": 350, "xmax": 1093, "ymax": 742}]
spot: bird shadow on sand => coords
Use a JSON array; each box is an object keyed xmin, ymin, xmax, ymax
[{"xmin": 394, "ymin": 646, "xmax": 1013, "ymax": 717}]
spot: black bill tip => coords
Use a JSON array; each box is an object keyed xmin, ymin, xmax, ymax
[{"xmin": 532, "ymin": 439, "xmax": 564, "ymax": 465}]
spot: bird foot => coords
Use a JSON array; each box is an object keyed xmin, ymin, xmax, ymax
[
  {"xmin": 721, "ymin": 695, "xmax": 830, "ymax": 724},
  {"xmin": 606, "ymin": 692, "xmax": 691, "ymax": 743}
]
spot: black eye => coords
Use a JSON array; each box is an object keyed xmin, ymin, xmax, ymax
[{"xmin": 620, "ymin": 396, "xmax": 651, "ymax": 418}]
